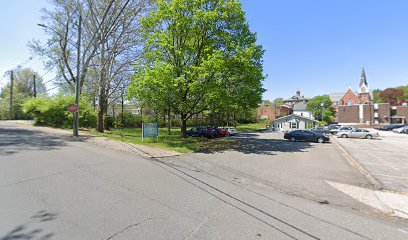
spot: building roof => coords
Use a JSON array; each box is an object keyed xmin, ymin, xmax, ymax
[
  {"xmin": 283, "ymin": 90, "xmax": 309, "ymax": 103},
  {"xmin": 272, "ymin": 114, "xmax": 317, "ymax": 123},
  {"xmin": 292, "ymin": 102, "xmax": 307, "ymax": 111},
  {"xmin": 328, "ymin": 92, "xmax": 345, "ymax": 102}
]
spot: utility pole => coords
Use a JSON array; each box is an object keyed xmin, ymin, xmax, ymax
[
  {"xmin": 9, "ymin": 70, "xmax": 14, "ymax": 120},
  {"xmin": 73, "ymin": 11, "xmax": 82, "ymax": 137},
  {"xmin": 33, "ymin": 75, "xmax": 37, "ymax": 98}
]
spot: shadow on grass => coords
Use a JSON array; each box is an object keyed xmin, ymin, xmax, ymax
[
  {"xmin": 92, "ymin": 129, "xmax": 314, "ymax": 155},
  {"xmin": 0, "ymin": 210, "xmax": 57, "ymax": 240}
]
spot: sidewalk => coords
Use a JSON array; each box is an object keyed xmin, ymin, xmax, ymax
[{"xmin": 9, "ymin": 120, "xmax": 182, "ymax": 159}]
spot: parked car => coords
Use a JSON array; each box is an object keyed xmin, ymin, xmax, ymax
[
  {"xmin": 186, "ymin": 126, "xmax": 205, "ymax": 137},
  {"xmin": 284, "ymin": 130, "xmax": 330, "ymax": 143},
  {"xmin": 310, "ymin": 127, "xmax": 330, "ymax": 134},
  {"xmin": 401, "ymin": 129, "xmax": 408, "ymax": 134},
  {"xmin": 225, "ymin": 127, "xmax": 238, "ymax": 136},
  {"xmin": 327, "ymin": 124, "xmax": 342, "ymax": 130},
  {"xmin": 218, "ymin": 128, "xmax": 227, "ymax": 137},
  {"xmin": 203, "ymin": 126, "xmax": 222, "ymax": 138},
  {"xmin": 392, "ymin": 126, "xmax": 408, "ymax": 133},
  {"xmin": 330, "ymin": 126, "xmax": 354, "ymax": 135},
  {"xmin": 338, "ymin": 128, "xmax": 379, "ymax": 139},
  {"xmin": 376, "ymin": 125, "xmax": 404, "ymax": 131}
]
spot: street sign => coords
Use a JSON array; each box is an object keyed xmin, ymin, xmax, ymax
[
  {"xmin": 142, "ymin": 123, "xmax": 159, "ymax": 142},
  {"xmin": 67, "ymin": 104, "xmax": 78, "ymax": 113}
]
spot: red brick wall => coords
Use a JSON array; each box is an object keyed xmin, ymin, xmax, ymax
[
  {"xmin": 396, "ymin": 106, "xmax": 408, "ymax": 124},
  {"xmin": 340, "ymin": 89, "xmax": 361, "ymax": 105},
  {"xmin": 377, "ymin": 103, "xmax": 390, "ymax": 124},
  {"xmin": 337, "ymin": 105, "xmax": 360, "ymax": 123},
  {"xmin": 257, "ymin": 105, "xmax": 292, "ymax": 120}
]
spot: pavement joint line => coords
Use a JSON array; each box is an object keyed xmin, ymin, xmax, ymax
[{"xmin": 332, "ymin": 137, "xmax": 382, "ymax": 190}]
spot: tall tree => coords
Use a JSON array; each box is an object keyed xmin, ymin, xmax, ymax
[
  {"xmin": 306, "ymin": 95, "xmax": 334, "ymax": 122},
  {"xmin": 30, "ymin": 0, "xmax": 150, "ymax": 132},
  {"xmin": 0, "ymin": 68, "xmax": 47, "ymax": 119},
  {"xmin": 379, "ymin": 88, "xmax": 404, "ymax": 106},
  {"xmin": 129, "ymin": 0, "xmax": 265, "ymax": 137}
]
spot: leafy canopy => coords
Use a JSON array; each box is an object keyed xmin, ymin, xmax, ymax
[
  {"xmin": 306, "ymin": 95, "xmax": 334, "ymax": 122},
  {"xmin": 128, "ymin": 0, "xmax": 265, "ymax": 131}
]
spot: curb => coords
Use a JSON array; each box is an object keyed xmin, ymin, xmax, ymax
[{"xmin": 331, "ymin": 136, "xmax": 382, "ymax": 189}]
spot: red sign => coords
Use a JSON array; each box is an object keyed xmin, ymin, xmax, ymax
[{"xmin": 67, "ymin": 104, "xmax": 78, "ymax": 113}]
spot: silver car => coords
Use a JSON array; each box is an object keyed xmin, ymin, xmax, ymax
[
  {"xmin": 338, "ymin": 128, "xmax": 379, "ymax": 139},
  {"xmin": 330, "ymin": 126, "xmax": 354, "ymax": 135}
]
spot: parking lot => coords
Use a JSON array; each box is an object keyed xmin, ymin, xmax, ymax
[{"xmin": 335, "ymin": 130, "xmax": 408, "ymax": 192}]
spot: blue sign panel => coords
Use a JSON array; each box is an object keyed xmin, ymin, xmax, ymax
[{"xmin": 143, "ymin": 123, "xmax": 159, "ymax": 137}]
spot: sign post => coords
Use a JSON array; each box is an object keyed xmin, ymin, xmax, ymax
[
  {"xmin": 67, "ymin": 104, "xmax": 79, "ymax": 136},
  {"xmin": 142, "ymin": 123, "xmax": 159, "ymax": 142}
]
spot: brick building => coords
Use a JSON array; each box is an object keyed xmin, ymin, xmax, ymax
[
  {"xmin": 337, "ymin": 103, "xmax": 408, "ymax": 125},
  {"xmin": 256, "ymin": 104, "xmax": 292, "ymax": 121}
]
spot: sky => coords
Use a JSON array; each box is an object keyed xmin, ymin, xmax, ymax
[{"xmin": 1, "ymin": 0, "xmax": 408, "ymax": 100}]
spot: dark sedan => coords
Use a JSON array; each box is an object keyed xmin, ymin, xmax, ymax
[
  {"xmin": 284, "ymin": 130, "xmax": 330, "ymax": 143},
  {"xmin": 376, "ymin": 125, "xmax": 404, "ymax": 131}
]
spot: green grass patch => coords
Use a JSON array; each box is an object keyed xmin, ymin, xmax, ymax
[
  {"xmin": 89, "ymin": 123, "xmax": 265, "ymax": 153},
  {"xmin": 235, "ymin": 123, "xmax": 268, "ymax": 132},
  {"xmin": 89, "ymin": 128, "xmax": 235, "ymax": 153}
]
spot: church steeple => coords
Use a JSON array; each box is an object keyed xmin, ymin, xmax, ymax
[
  {"xmin": 358, "ymin": 67, "xmax": 369, "ymax": 94},
  {"xmin": 359, "ymin": 67, "xmax": 368, "ymax": 88}
]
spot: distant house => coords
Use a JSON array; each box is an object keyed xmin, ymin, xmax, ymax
[
  {"xmin": 283, "ymin": 90, "xmax": 314, "ymax": 120},
  {"xmin": 272, "ymin": 114, "xmax": 317, "ymax": 132}
]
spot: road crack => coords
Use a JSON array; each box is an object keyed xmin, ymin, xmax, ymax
[{"xmin": 105, "ymin": 218, "xmax": 162, "ymax": 240}]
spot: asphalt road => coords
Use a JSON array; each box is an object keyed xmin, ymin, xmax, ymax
[
  {"xmin": 335, "ymin": 130, "xmax": 408, "ymax": 192},
  {"xmin": 0, "ymin": 122, "xmax": 407, "ymax": 240}
]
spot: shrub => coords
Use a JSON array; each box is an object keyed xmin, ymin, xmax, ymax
[
  {"xmin": 23, "ymin": 95, "xmax": 97, "ymax": 128},
  {"xmin": 114, "ymin": 111, "xmax": 143, "ymax": 128}
]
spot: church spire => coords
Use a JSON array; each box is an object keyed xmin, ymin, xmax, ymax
[{"xmin": 359, "ymin": 67, "xmax": 368, "ymax": 87}]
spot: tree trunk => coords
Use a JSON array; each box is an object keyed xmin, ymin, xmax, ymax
[
  {"xmin": 233, "ymin": 113, "xmax": 236, "ymax": 128},
  {"xmin": 167, "ymin": 109, "xmax": 171, "ymax": 135},
  {"xmin": 181, "ymin": 113, "xmax": 187, "ymax": 138},
  {"xmin": 104, "ymin": 99, "xmax": 109, "ymax": 131}
]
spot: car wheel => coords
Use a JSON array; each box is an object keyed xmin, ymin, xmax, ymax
[
  {"xmin": 366, "ymin": 134, "xmax": 373, "ymax": 139},
  {"xmin": 290, "ymin": 137, "xmax": 296, "ymax": 142},
  {"xmin": 341, "ymin": 134, "xmax": 347, "ymax": 138},
  {"xmin": 317, "ymin": 137, "xmax": 324, "ymax": 143}
]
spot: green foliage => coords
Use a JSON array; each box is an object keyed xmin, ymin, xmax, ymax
[
  {"xmin": 306, "ymin": 95, "xmax": 334, "ymax": 123},
  {"xmin": 372, "ymin": 89, "xmax": 384, "ymax": 103},
  {"xmin": 0, "ymin": 93, "xmax": 32, "ymax": 120},
  {"xmin": 114, "ymin": 111, "xmax": 144, "ymax": 128},
  {"xmin": 23, "ymin": 95, "xmax": 96, "ymax": 128},
  {"xmin": 0, "ymin": 68, "xmax": 48, "ymax": 120},
  {"xmin": 396, "ymin": 86, "xmax": 408, "ymax": 101},
  {"xmin": 318, "ymin": 121, "xmax": 328, "ymax": 127},
  {"xmin": 273, "ymin": 98, "xmax": 284, "ymax": 105},
  {"xmin": 129, "ymin": 0, "xmax": 265, "ymax": 137}
]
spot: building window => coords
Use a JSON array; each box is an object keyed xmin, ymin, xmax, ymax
[
  {"xmin": 291, "ymin": 122, "xmax": 297, "ymax": 129},
  {"xmin": 347, "ymin": 100, "xmax": 353, "ymax": 106}
]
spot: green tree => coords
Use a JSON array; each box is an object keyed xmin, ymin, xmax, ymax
[
  {"xmin": 372, "ymin": 89, "xmax": 384, "ymax": 103},
  {"xmin": 306, "ymin": 95, "xmax": 334, "ymax": 122},
  {"xmin": 273, "ymin": 98, "xmax": 284, "ymax": 105},
  {"xmin": 396, "ymin": 86, "xmax": 408, "ymax": 101},
  {"xmin": 129, "ymin": 0, "xmax": 265, "ymax": 137},
  {"xmin": 0, "ymin": 68, "xmax": 47, "ymax": 120}
]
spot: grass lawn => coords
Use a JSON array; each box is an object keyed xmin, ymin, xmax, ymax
[{"xmin": 90, "ymin": 123, "xmax": 268, "ymax": 153}]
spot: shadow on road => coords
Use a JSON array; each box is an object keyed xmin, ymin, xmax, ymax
[
  {"xmin": 194, "ymin": 137, "xmax": 314, "ymax": 155},
  {"xmin": 0, "ymin": 127, "xmax": 71, "ymax": 156},
  {"xmin": 0, "ymin": 210, "xmax": 57, "ymax": 240}
]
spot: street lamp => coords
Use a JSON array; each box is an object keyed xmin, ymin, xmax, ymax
[{"xmin": 320, "ymin": 102, "xmax": 325, "ymax": 122}]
